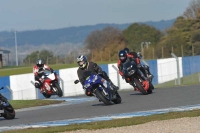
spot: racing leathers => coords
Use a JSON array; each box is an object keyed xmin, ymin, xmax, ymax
[
  {"xmin": 33, "ymin": 64, "xmax": 54, "ymax": 92},
  {"xmin": 117, "ymin": 57, "xmax": 148, "ymax": 84},
  {"xmin": 127, "ymin": 51, "xmax": 153, "ymax": 79}
]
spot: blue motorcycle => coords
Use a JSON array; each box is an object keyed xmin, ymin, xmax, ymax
[{"xmin": 74, "ymin": 71, "xmax": 121, "ymax": 105}]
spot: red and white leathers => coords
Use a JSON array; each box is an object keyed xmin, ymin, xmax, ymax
[
  {"xmin": 33, "ymin": 64, "xmax": 51, "ymax": 91},
  {"xmin": 33, "ymin": 64, "xmax": 51, "ymax": 76}
]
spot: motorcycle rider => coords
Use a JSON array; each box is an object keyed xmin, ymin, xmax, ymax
[
  {"xmin": 76, "ymin": 55, "xmax": 119, "ymax": 96},
  {"xmin": 136, "ymin": 51, "xmax": 154, "ymax": 79},
  {"xmin": 117, "ymin": 50, "xmax": 149, "ymax": 89},
  {"xmin": 123, "ymin": 47, "xmax": 153, "ymax": 80},
  {"xmin": 33, "ymin": 59, "xmax": 54, "ymax": 92}
]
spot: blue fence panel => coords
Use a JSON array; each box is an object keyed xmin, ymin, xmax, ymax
[
  {"xmin": 100, "ymin": 64, "xmax": 108, "ymax": 74},
  {"xmin": 182, "ymin": 55, "xmax": 200, "ymax": 76},
  {"xmin": 0, "ymin": 76, "xmax": 11, "ymax": 100},
  {"xmin": 143, "ymin": 60, "xmax": 158, "ymax": 85}
]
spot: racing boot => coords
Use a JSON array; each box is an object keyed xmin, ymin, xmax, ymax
[{"xmin": 107, "ymin": 79, "xmax": 119, "ymax": 91}]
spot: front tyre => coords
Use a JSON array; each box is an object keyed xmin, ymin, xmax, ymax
[
  {"xmin": 54, "ymin": 83, "xmax": 63, "ymax": 97},
  {"xmin": 42, "ymin": 93, "xmax": 51, "ymax": 98},
  {"xmin": 112, "ymin": 91, "xmax": 122, "ymax": 104},
  {"xmin": 147, "ymin": 82, "xmax": 154, "ymax": 94},
  {"xmin": 95, "ymin": 89, "xmax": 113, "ymax": 105},
  {"xmin": 134, "ymin": 79, "xmax": 148, "ymax": 95}
]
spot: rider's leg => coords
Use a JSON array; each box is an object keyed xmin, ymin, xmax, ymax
[{"xmin": 100, "ymin": 71, "xmax": 119, "ymax": 90}]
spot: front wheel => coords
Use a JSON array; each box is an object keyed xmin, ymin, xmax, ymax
[
  {"xmin": 134, "ymin": 79, "xmax": 148, "ymax": 95},
  {"xmin": 112, "ymin": 91, "xmax": 122, "ymax": 104},
  {"xmin": 42, "ymin": 93, "xmax": 51, "ymax": 98},
  {"xmin": 54, "ymin": 83, "xmax": 63, "ymax": 97},
  {"xmin": 147, "ymin": 82, "xmax": 154, "ymax": 94},
  {"xmin": 95, "ymin": 89, "xmax": 113, "ymax": 105}
]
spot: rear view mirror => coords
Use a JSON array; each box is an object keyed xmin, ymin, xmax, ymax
[{"xmin": 74, "ymin": 80, "xmax": 80, "ymax": 84}]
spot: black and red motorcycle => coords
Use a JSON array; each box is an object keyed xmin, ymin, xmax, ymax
[
  {"xmin": 0, "ymin": 87, "xmax": 15, "ymax": 119},
  {"xmin": 122, "ymin": 60, "xmax": 154, "ymax": 95}
]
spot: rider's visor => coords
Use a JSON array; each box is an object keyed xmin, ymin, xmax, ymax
[
  {"xmin": 78, "ymin": 61, "xmax": 84, "ymax": 66},
  {"xmin": 120, "ymin": 56, "xmax": 125, "ymax": 60}
]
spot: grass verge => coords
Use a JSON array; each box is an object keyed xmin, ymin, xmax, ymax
[
  {"xmin": 2, "ymin": 109, "xmax": 200, "ymax": 133},
  {"xmin": 155, "ymin": 72, "xmax": 200, "ymax": 88},
  {"xmin": 9, "ymin": 100, "xmax": 65, "ymax": 110}
]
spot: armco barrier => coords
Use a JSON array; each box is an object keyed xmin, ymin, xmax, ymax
[{"xmin": 0, "ymin": 55, "xmax": 200, "ymax": 100}]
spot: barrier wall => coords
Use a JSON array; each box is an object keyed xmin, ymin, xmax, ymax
[
  {"xmin": 157, "ymin": 57, "xmax": 183, "ymax": 84},
  {"xmin": 182, "ymin": 55, "xmax": 200, "ymax": 76},
  {"xmin": 143, "ymin": 60, "xmax": 158, "ymax": 85},
  {"xmin": 0, "ymin": 55, "xmax": 200, "ymax": 100},
  {"xmin": 10, "ymin": 73, "xmax": 36, "ymax": 100},
  {"xmin": 0, "ymin": 76, "xmax": 11, "ymax": 99}
]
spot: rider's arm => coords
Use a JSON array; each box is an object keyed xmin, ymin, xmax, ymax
[
  {"xmin": 43, "ymin": 64, "xmax": 51, "ymax": 70},
  {"xmin": 117, "ymin": 60, "xmax": 124, "ymax": 76},
  {"xmin": 33, "ymin": 66, "xmax": 38, "ymax": 75},
  {"xmin": 77, "ymin": 69, "xmax": 85, "ymax": 85},
  {"xmin": 93, "ymin": 62, "xmax": 102, "ymax": 74}
]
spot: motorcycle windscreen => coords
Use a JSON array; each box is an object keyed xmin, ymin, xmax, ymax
[
  {"xmin": 82, "ymin": 71, "xmax": 94, "ymax": 81},
  {"xmin": 46, "ymin": 73, "xmax": 55, "ymax": 80},
  {"xmin": 83, "ymin": 71, "xmax": 93, "ymax": 89},
  {"xmin": 122, "ymin": 61, "xmax": 138, "ymax": 76}
]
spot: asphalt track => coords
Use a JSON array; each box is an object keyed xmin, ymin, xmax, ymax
[{"xmin": 0, "ymin": 84, "xmax": 200, "ymax": 128}]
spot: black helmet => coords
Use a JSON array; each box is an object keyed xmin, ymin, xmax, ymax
[
  {"xmin": 76, "ymin": 55, "xmax": 88, "ymax": 69},
  {"xmin": 118, "ymin": 50, "xmax": 127, "ymax": 62},
  {"xmin": 36, "ymin": 59, "xmax": 44, "ymax": 68},
  {"xmin": 123, "ymin": 47, "xmax": 130, "ymax": 54}
]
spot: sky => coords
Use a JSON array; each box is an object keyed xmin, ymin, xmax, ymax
[{"xmin": 0, "ymin": 0, "xmax": 192, "ymax": 32}]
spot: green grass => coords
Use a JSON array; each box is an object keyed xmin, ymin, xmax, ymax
[
  {"xmin": 9, "ymin": 100, "xmax": 65, "ymax": 109},
  {"xmin": 2, "ymin": 109, "xmax": 200, "ymax": 133},
  {"xmin": 155, "ymin": 72, "xmax": 200, "ymax": 88},
  {"xmin": 0, "ymin": 61, "xmax": 117, "ymax": 76}
]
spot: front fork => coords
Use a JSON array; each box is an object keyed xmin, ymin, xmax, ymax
[{"xmin": 131, "ymin": 77, "xmax": 143, "ymax": 91}]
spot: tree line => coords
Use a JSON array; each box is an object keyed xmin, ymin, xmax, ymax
[{"xmin": 23, "ymin": 0, "xmax": 200, "ymax": 64}]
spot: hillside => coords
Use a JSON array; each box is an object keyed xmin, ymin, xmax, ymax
[{"xmin": 0, "ymin": 19, "xmax": 175, "ymax": 47}]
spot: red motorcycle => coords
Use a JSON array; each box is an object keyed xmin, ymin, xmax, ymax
[{"xmin": 39, "ymin": 69, "xmax": 63, "ymax": 98}]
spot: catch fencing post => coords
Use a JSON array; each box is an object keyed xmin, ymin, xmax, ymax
[
  {"xmin": 112, "ymin": 65, "xmax": 121, "ymax": 90},
  {"xmin": 30, "ymin": 80, "xmax": 39, "ymax": 99},
  {"xmin": 141, "ymin": 59, "xmax": 149, "ymax": 66},
  {"xmin": 58, "ymin": 77, "xmax": 64, "ymax": 96},
  {"xmin": 171, "ymin": 53, "xmax": 181, "ymax": 85}
]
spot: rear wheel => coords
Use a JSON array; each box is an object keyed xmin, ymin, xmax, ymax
[
  {"xmin": 95, "ymin": 89, "xmax": 113, "ymax": 105},
  {"xmin": 2, "ymin": 104, "xmax": 15, "ymax": 119},
  {"xmin": 54, "ymin": 83, "xmax": 63, "ymax": 97},
  {"xmin": 134, "ymin": 79, "xmax": 148, "ymax": 95}
]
